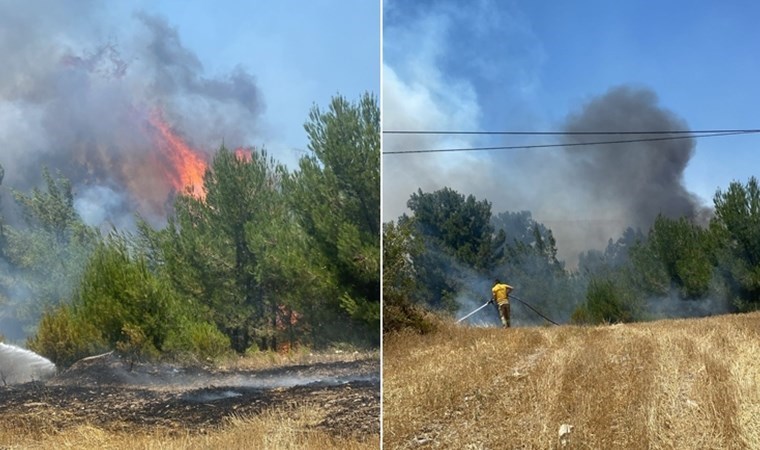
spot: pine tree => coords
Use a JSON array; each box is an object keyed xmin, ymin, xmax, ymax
[{"xmin": 287, "ymin": 93, "xmax": 380, "ymax": 342}]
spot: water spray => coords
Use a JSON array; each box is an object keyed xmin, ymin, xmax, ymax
[
  {"xmin": 0, "ymin": 343, "xmax": 56, "ymax": 385},
  {"xmin": 455, "ymin": 300, "xmax": 492, "ymax": 323},
  {"xmin": 456, "ymin": 294, "xmax": 560, "ymax": 326}
]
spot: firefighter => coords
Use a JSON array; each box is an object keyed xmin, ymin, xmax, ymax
[{"xmin": 491, "ymin": 279, "xmax": 513, "ymax": 328}]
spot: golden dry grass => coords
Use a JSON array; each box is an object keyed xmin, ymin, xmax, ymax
[
  {"xmin": 218, "ymin": 348, "xmax": 379, "ymax": 372},
  {"xmin": 383, "ymin": 312, "xmax": 760, "ymax": 449},
  {"xmin": 0, "ymin": 405, "xmax": 379, "ymax": 450}
]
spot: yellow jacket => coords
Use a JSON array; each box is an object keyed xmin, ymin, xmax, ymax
[{"xmin": 492, "ymin": 283, "xmax": 513, "ymax": 305}]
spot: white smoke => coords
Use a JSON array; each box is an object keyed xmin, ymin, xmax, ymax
[{"xmin": 74, "ymin": 184, "xmax": 133, "ymax": 230}]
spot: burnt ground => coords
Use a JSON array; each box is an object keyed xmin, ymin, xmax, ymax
[{"xmin": 0, "ymin": 353, "xmax": 379, "ymax": 439}]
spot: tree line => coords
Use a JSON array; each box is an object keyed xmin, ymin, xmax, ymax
[
  {"xmin": 384, "ymin": 180, "xmax": 760, "ymax": 333},
  {"xmin": 0, "ymin": 93, "xmax": 379, "ymax": 366}
]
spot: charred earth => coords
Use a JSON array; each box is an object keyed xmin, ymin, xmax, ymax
[{"xmin": 0, "ymin": 352, "xmax": 379, "ymax": 440}]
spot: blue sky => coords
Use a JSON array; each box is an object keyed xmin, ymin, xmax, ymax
[
  {"xmin": 130, "ymin": 0, "xmax": 380, "ymax": 168},
  {"xmin": 383, "ymin": 0, "xmax": 760, "ymax": 261}
]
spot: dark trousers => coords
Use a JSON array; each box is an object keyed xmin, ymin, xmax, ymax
[{"xmin": 497, "ymin": 301, "xmax": 510, "ymax": 328}]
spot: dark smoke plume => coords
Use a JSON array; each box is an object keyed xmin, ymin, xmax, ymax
[
  {"xmin": 501, "ymin": 85, "xmax": 710, "ymax": 264},
  {"xmin": 562, "ymin": 86, "xmax": 707, "ymax": 229},
  {"xmin": 0, "ymin": 2, "xmax": 264, "ymax": 226},
  {"xmin": 385, "ymin": 85, "xmax": 710, "ymax": 266}
]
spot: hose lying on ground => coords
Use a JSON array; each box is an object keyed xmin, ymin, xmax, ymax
[
  {"xmin": 455, "ymin": 294, "xmax": 560, "ymax": 326},
  {"xmin": 510, "ymin": 294, "xmax": 560, "ymax": 325}
]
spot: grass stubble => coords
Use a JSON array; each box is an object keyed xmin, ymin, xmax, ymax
[
  {"xmin": 383, "ymin": 312, "xmax": 760, "ymax": 449},
  {"xmin": 0, "ymin": 406, "xmax": 378, "ymax": 450}
]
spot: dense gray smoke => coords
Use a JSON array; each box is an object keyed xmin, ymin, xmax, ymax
[
  {"xmin": 385, "ymin": 85, "xmax": 709, "ymax": 265},
  {"xmin": 0, "ymin": 1, "xmax": 263, "ymax": 225},
  {"xmin": 506, "ymin": 86, "xmax": 709, "ymax": 263},
  {"xmin": 562, "ymin": 86, "xmax": 706, "ymax": 228}
]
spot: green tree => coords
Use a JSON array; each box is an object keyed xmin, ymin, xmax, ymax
[
  {"xmin": 579, "ymin": 227, "xmax": 644, "ymax": 277},
  {"xmin": 244, "ymin": 177, "xmax": 331, "ymax": 349},
  {"xmin": 409, "ymin": 187, "xmax": 503, "ymax": 270},
  {"xmin": 404, "ymin": 188, "xmax": 505, "ymax": 312},
  {"xmin": 628, "ymin": 239, "xmax": 670, "ymax": 297},
  {"xmin": 712, "ymin": 177, "xmax": 760, "ymax": 310},
  {"xmin": 287, "ymin": 93, "xmax": 380, "ymax": 341},
  {"xmin": 29, "ymin": 234, "xmax": 229, "ymax": 367},
  {"xmin": 571, "ymin": 277, "xmax": 642, "ymax": 324},
  {"xmin": 0, "ymin": 163, "xmax": 8, "ymax": 306},
  {"xmin": 74, "ymin": 237, "xmax": 184, "ymax": 352},
  {"xmin": 382, "ymin": 219, "xmax": 436, "ymax": 333},
  {"xmin": 493, "ymin": 211, "xmax": 561, "ymax": 267},
  {"xmin": 0, "ymin": 163, "xmax": 6, "ymax": 253},
  {"xmin": 383, "ymin": 219, "xmax": 422, "ymax": 304},
  {"xmin": 490, "ymin": 210, "xmax": 577, "ymax": 323},
  {"xmin": 629, "ymin": 215, "xmax": 714, "ymax": 299},
  {"xmin": 159, "ymin": 146, "xmax": 291, "ymax": 352},
  {"xmin": 3, "ymin": 169, "xmax": 98, "ymax": 335}
]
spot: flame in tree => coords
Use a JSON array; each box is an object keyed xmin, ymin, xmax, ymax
[
  {"xmin": 235, "ymin": 146, "xmax": 253, "ymax": 162},
  {"xmin": 149, "ymin": 109, "xmax": 208, "ymax": 199}
]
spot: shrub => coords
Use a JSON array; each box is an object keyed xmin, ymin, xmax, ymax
[
  {"xmin": 28, "ymin": 236, "xmax": 230, "ymax": 366},
  {"xmin": 571, "ymin": 278, "xmax": 641, "ymax": 325},
  {"xmin": 75, "ymin": 240, "xmax": 182, "ymax": 351},
  {"xmin": 383, "ymin": 296, "xmax": 439, "ymax": 335},
  {"xmin": 165, "ymin": 321, "xmax": 231, "ymax": 361},
  {"xmin": 116, "ymin": 323, "xmax": 159, "ymax": 370},
  {"xmin": 27, "ymin": 305, "xmax": 107, "ymax": 367}
]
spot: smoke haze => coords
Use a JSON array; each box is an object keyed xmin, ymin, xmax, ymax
[
  {"xmin": 383, "ymin": 0, "xmax": 711, "ymax": 265},
  {"xmin": 0, "ymin": 1, "xmax": 263, "ymax": 225},
  {"xmin": 385, "ymin": 84, "xmax": 710, "ymax": 265},
  {"xmin": 518, "ymin": 86, "xmax": 711, "ymax": 264}
]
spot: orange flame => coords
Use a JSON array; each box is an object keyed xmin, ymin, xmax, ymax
[
  {"xmin": 234, "ymin": 146, "xmax": 253, "ymax": 162},
  {"xmin": 149, "ymin": 110, "xmax": 207, "ymax": 199}
]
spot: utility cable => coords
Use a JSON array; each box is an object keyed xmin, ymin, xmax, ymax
[
  {"xmin": 383, "ymin": 130, "xmax": 755, "ymax": 155},
  {"xmin": 384, "ymin": 128, "xmax": 760, "ymax": 136}
]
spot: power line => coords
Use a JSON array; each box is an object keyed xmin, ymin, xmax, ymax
[
  {"xmin": 382, "ymin": 130, "xmax": 757, "ymax": 155},
  {"xmin": 383, "ymin": 128, "xmax": 760, "ymax": 136}
]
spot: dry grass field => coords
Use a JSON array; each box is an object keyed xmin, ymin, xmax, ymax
[
  {"xmin": 383, "ymin": 312, "xmax": 760, "ymax": 449},
  {"xmin": 0, "ymin": 406, "xmax": 379, "ymax": 450}
]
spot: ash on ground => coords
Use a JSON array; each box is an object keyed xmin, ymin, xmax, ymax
[{"xmin": 0, "ymin": 352, "xmax": 379, "ymax": 439}]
